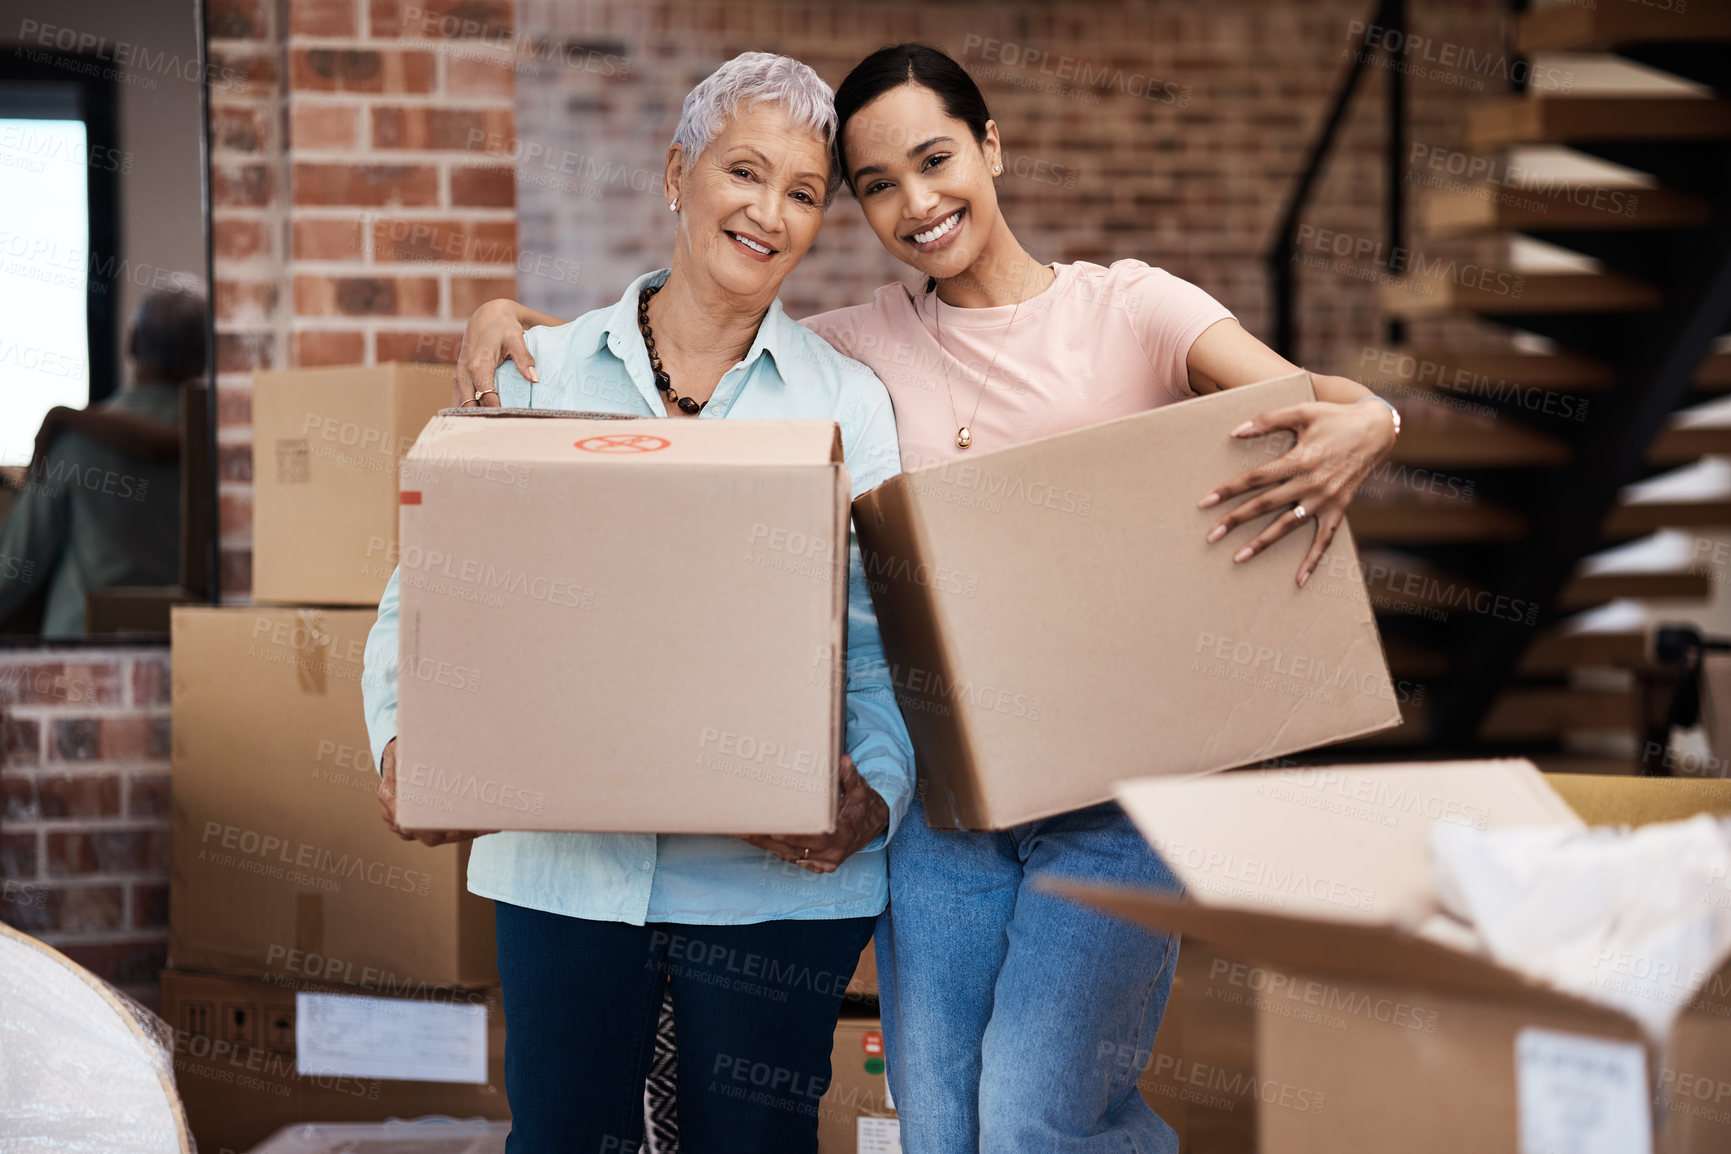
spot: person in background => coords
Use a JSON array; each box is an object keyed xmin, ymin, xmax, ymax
[
  {"xmin": 365, "ymin": 53, "xmax": 915, "ymax": 1154},
  {"xmin": 0, "ymin": 288, "xmax": 202, "ymax": 636}
]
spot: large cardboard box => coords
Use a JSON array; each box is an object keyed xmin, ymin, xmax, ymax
[
  {"xmin": 170, "ymin": 607, "xmax": 496, "ymax": 988},
  {"xmin": 852, "ymin": 373, "xmax": 1402, "ymax": 830},
  {"xmin": 1054, "ymin": 763, "xmax": 1731, "ymax": 1154},
  {"xmin": 392, "ymin": 413, "xmax": 850, "ymax": 833},
  {"xmin": 161, "ymin": 968, "xmax": 508, "ymax": 1154},
  {"xmin": 818, "ymin": 1019, "xmax": 899, "ymax": 1153},
  {"xmin": 252, "ymin": 363, "xmax": 451, "ymax": 605}
]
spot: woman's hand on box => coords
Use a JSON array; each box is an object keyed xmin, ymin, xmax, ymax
[
  {"xmin": 452, "ymin": 298, "xmax": 548, "ymax": 408},
  {"xmin": 377, "ymin": 739, "xmax": 498, "ymax": 848},
  {"xmin": 1198, "ymin": 397, "xmax": 1396, "ymax": 587},
  {"xmin": 737, "ymin": 756, "xmax": 889, "ymax": 874}
]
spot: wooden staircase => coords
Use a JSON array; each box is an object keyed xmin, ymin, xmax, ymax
[{"xmin": 1335, "ymin": 1, "xmax": 1731, "ymax": 767}]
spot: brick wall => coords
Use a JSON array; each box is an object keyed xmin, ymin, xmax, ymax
[
  {"xmin": 1, "ymin": 649, "xmax": 172, "ymax": 1005},
  {"xmin": 510, "ymin": 0, "xmax": 1512, "ymax": 375},
  {"xmin": 208, "ymin": 0, "xmax": 519, "ymax": 597}
]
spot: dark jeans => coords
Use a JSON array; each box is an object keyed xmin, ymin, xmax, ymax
[{"xmin": 495, "ymin": 900, "xmax": 875, "ymax": 1154}]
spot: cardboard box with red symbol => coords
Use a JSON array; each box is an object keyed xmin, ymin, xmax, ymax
[
  {"xmin": 391, "ymin": 412, "xmax": 851, "ymax": 835},
  {"xmin": 819, "ymin": 1019, "xmax": 899, "ymax": 1153}
]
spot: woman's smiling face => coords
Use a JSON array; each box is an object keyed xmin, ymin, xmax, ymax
[
  {"xmin": 843, "ymin": 82, "xmax": 1003, "ymax": 283},
  {"xmin": 670, "ymin": 102, "xmax": 831, "ymax": 301}
]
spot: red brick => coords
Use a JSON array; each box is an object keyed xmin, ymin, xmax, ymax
[
  {"xmin": 37, "ymin": 774, "xmax": 121, "ymax": 819},
  {"xmin": 216, "ymin": 331, "xmax": 276, "ymax": 373},
  {"xmin": 450, "ymin": 165, "xmax": 515, "ymax": 208},
  {"xmin": 293, "ymin": 163, "xmax": 439, "ymax": 207},
  {"xmin": 209, "ymin": 47, "xmax": 277, "ymax": 90},
  {"xmin": 295, "ymin": 330, "xmax": 367, "ymax": 366},
  {"xmin": 213, "ymin": 218, "xmax": 268, "ymax": 261},
  {"xmin": 447, "ymin": 53, "xmax": 516, "ymax": 99},
  {"xmin": 290, "ymin": 0, "xmax": 360, "ymax": 37},
  {"xmin": 46, "ymin": 830, "xmax": 170, "ymax": 877},
  {"xmin": 372, "ymin": 217, "xmax": 515, "ymax": 263},
  {"xmin": 293, "ymin": 275, "xmax": 440, "ymax": 317},
  {"xmin": 371, "ymin": 0, "xmax": 512, "ymax": 39},
  {"xmin": 50, "ymin": 719, "xmax": 98, "ymax": 762},
  {"xmin": 2, "ymin": 773, "xmax": 34, "ymax": 819},
  {"xmin": 147, "ymin": 717, "xmax": 172, "ymax": 760},
  {"xmin": 290, "ymin": 104, "xmax": 361, "ymax": 150},
  {"xmin": 371, "ymin": 106, "xmax": 513, "ymax": 151},
  {"xmin": 131, "ymin": 657, "xmax": 171, "ymax": 707},
  {"xmin": 216, "ymin": 386, "xmax": 252, "ymax": 427},
  {"xmin": 215, "ymin": 279, "xmax": 280, "ymax": 324},
  {"xmin": 376, "ymin": 330, "xmax": 464, "ymax": 363},
  {"xmin": 60, "ymin": 885, "xmax": 127, "ymax": 933},
  {"xmin": 212, "ymin": 106, "xmax": 266, "ymax": 152},
  {"xmin": 132, "ymin": 882, "xmax": 170, "ymax": 929},
  {"xmin": 290, "ymin": 49, "xmax": 436, "ymax": 95},
  {"xmin": 96, "ymin": 718, "xmax": 149, "ymax": 761},
  {"xmin": 212, "ymin": 162, "xmax": 273, "ymax": 208},
  {"xmin": 128, "ymin": 775, "xmax": 172, "ymax": 820},
  {"xmin": 292, "ymin": 218, "xmax": 366, "ymax": 260},
  {"xmin": 221, "ymin": 548, "xmax": 253, "ymax": 596},
  {"xmin": 451, "ymin": 276, "xmax": 517, "ymax": 315},
  {"xmin": 207, "ymin": 0, "xmax": 266, "ymax": 39},
  {"xmin": 219, "ymin": 442, "xmax": 253, "ymax": 483},
  {"xmin": 2, "ymin": 717, "xmax": 40, "ymax": 767},
  {"xmin": 1, "ymin": 831, "xmax": 37, "ymax": 877},
  {"xmin": 220, "ymin": 491, "xmax": 253, "ymax": 538}
]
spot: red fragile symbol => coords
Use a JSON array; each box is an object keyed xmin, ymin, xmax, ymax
[
  {"xmin": 862, "ymin": 1031, "xmax": 884, "ymax": 1055},
  {"xmin": 575, "ymin": 433, "xmax": 671, "ymax": 454}
]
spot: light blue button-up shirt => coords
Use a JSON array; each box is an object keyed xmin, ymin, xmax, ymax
[{"xmin": 362, "ymin": 269, "xmax": 914, "ymax": 925}]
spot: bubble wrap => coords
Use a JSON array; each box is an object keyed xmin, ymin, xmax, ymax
[{"xmin": 0, "ymin": 923, "xmax": 191, "ymax": 1153}]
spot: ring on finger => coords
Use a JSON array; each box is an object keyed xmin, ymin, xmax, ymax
[
  {"xmin": 462, "ymin": 387, "xmax": 499, "ymax": 408},
  {"xmin": 1292, "ymin": 503, "xmax": 1308, "ymax": 522}
]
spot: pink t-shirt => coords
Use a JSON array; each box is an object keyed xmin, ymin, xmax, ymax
[{"xmin": 800, "ymin": 259, "xmax": 1234, "ymax": 472}]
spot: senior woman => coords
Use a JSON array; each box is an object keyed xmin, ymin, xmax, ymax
[{"xmin": 361, "ymin": 53, "xmax": 914, "ymax": 1153}]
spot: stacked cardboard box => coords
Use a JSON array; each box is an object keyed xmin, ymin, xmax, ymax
[{"xmin": 166, "ymin": 366, "xmax": 502, "ymax": 1154}]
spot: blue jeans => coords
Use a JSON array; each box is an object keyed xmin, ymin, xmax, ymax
[
  {"xmin": 494, "ymin": 901, "xmax": 874, "ymax": 1154},
  {"xmin": 877, "ymin": 797, "xmax": 1182, "ymax": 1153}
]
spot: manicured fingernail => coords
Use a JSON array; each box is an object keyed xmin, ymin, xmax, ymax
[
  {"xmin": 1198, "ymin": 492, "xmax": 1220, "ymax": 509},
  {"xmin": 1206, "ymin": 524, "xmax": 1227, "ymax": 544},
  {"xmin": 1298, "ymin": 569, "xmax": 1311, "ymax": 587},
  {"xmin": 526, "ymin": 367, "xmax": 539, "ymax": 383},
  {"xmin": 1233, "ymin": 546, "xmax": 1253, "ymax": 563},
  {"xmin": 1231, "ymin": 421, "xmax": 1254, "ymax": 436}
]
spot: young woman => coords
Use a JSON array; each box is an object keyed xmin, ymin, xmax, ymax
[{"xmin": 455, "ymin": 43, "xmax": 1398, "ymax": 1154}]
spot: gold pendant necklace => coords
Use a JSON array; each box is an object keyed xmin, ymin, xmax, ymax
[{"xmin": 935, "ymin": 258, "xmax": 1038, "ymax": 451}]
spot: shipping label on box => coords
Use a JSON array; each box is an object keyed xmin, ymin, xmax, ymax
[
  {"xmin": 393, "ymin": 414, "xmax": 849, "ymax": 834},
  {"xmin": 853, "ymin": 373, "xmax": 1402, "ymax": 831},
  {"xmin": 162, "ymin": 969, "xmax": 507, "ymax": 1154}
]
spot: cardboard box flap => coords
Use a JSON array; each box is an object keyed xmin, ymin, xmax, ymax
[
  {"xmin": 1114, "ymin": 759, "xmax": 1583, "ymax": 929},
  {"xmin": 1547, "ymin": 773, "xmax": 1731, "ymax": 827},
  {"xmin": 1042, "ymin": 879, "xmax": 1635, "ymax": 1028},
  {"xmin": 405, "ymin": 414, "xmax": 843, "ymax": 468}
]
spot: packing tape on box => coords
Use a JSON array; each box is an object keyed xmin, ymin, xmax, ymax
[{"xmin": 295, "ymin": 608, "xmax": 328, "ymax": 696}]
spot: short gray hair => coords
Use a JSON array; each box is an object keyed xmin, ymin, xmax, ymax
[{"xmin": 672, "ymin": 52, "xmax": 841, "ymax": 204}]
